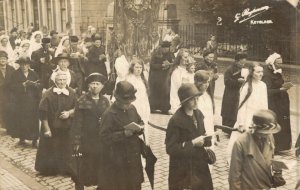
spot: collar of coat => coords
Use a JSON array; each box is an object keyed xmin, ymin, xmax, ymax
[
  {"xmin": 108, "ymin": 102, "xmax": 135, "ymax": 114},
  {"xmin": 171, "ymin": 107, "xmax": 206, "ymax": 134},
  {"xmin": 242, "ymin": 132, "xmax": 274, "ymax": 171},
  {"xmin": 77, "ymin": 92, "xmax": 106, "ymax": 109}
]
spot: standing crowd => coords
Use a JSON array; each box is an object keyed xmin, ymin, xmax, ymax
[{"xmin": 0, "ymin": 26, "xmax": 295, "ymax": 190}]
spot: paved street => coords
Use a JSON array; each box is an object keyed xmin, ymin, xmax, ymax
[{"xmin": 0, "ymin": 74, "xmax": 299, "ymax": 190}]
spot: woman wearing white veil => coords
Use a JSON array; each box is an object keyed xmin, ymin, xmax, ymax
[
  {"xmin": 15, "ymin": 40, "xmax": 31, "ymax": 60},
  {"xmin": 54, "ymin": 36, "xmax": 70, "ymax": 57},
  {"xmin": 29, "ymin": 31, "xmax": 43, "ymax": 57},
  {"xmin": 0, "ymin": 35, "xmax": 17, "ymax": 69}
]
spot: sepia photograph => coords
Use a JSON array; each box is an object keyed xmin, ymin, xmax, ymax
[{"xmin": 0, "ymin": 0, "xmax": 299, "ymax": 189}]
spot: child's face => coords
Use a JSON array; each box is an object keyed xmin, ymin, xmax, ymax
[{"xmin": 187, "ymin": 65, "xmax": 195, "ymax": 73}]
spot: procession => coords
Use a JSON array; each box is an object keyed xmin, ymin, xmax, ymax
[{"xmin": 0, "ymin": 0, "xmax": 299, "ymax": 190}]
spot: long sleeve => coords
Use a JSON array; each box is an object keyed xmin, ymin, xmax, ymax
[
  {"xmin": 261, "ymin": 83, "xmax": 268, "ymax": 109},
  {"xmin": 70, "ymin": 103, "xmax": 83, "ymax": 146},
  {"xmin": 165, "ymin": 118, "xmax": 195, "ymax": 158},
  {"xmin": 224, "ymin": 68, "xmax": 241, "ymax": 89},
  {"xmin": 262, "ymin": 74, "xmax": 282, "ymax": 95},
  {"xmin": 229, "ymin": 141, "xmax": 243, "ymax": 190},
  {"xmin": 170, "ymin": 69, "xmax": 182, "ymax": 112}
]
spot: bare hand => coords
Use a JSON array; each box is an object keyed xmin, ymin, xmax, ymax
[
  {"xmin": 192, "ymin": 136, "xmax": 205, "ymax": 147},
  {"xmin": 59, "ymin": 111, "xmax": 70, "ymax": 119},
  {"xmin": 124, "ymin": 129, "xmax": 133, "ymax": 137},
  {"xmin": 237, "ymin": 125, "xmax": 245, "ymax": 133},
  {"xmin": 44, "ymin": 130, "xmax": 52, "ymax": 138},
  {"xmin": 40, "ymin": 57, "xmax": 46, "ymax": 63}
]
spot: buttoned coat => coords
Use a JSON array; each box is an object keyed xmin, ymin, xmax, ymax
[
  {"xmin": 70, "ymin": 93, "xmax": 110, "ymax": 186},
  {"xmin": 165, "ymin": 107, "xmax": 213, "ymax": 190}
]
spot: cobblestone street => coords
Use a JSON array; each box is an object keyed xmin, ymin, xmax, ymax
[{"xmin": 1, "ymin": 74, "xmax": 299, "ymax": 190}]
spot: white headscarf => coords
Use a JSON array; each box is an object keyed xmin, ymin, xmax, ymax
[
  {"xmin": 55, "ymin": 36, "xmax": 69, "ymax": 57},
  {"xmin": 0, "ymin": 35, "xmax": 17, "ymax": 68},
  {"xmin": 16, "ymin": 40, "xmax": 31, "ymax": 59},
  {"xmin": 29, "ymin": 31, "xmax": 43, "ymax": 56},
  {"xmin": 265, "ymin": 52, "xmax": 282, "ymax": 74}
]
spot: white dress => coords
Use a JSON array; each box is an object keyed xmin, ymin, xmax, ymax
[
  {"xmin": 227, "ymin": 81, "xmax": 268, "ymax": 162},
  {"xmin": 126, "ymin": 74, "xmax": 151, "ymax": 144},
  {"xmin": 115, "ymin": 55, "xmax": 130, "ymax": 85},
  {"xmin": 170, "ymin": 66, "xmax": 189, "ymax": 113}
]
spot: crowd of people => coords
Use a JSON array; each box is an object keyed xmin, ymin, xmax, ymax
[{"xmin": 0, "ymin": 25, "xmax": 296, "ymax": 190}]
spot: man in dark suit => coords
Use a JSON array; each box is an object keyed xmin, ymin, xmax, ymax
[{"xmin": 0, "ymin": 51, "xmax": 15, "ymax": 132}]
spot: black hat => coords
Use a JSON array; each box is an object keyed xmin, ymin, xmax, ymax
[
  {"xmin": 0, "ymin": 50, "xmax": 8, "ymax": 59},
  {"xmin": 52, "ymin": 53, "xmax": 71, "ymax": 64},
  {"xmin": 251, "ymin": 109, "xmax": 281, "ymax": 134},
  {"xmin": 50, "ymin": 30, "xmax": 58, "ymax": 36},
  {"xmin": 114, "ymin": 81, "xmax": 137, "ymax": 103},
  {"xmin": 160, "ymin": 41, "xmax": 171, "ymax": 48},
  {"xmin": 16, "ymin": 57, "xmax": 31, "ymax": 64},
  {"xmin": 194, "ymin": 70, "xmax": 210, "ymax": 83},
  {"xmin": 42, "ymin": 38, "xmax": 51, "ymax": 44},
  {"xmin": 178, "ymin": 83, "xmax": 202, "ymax": 105},
  {"xmin": 10, "ymin": 27, "xmax": 18, "ymax": 33},
  {"xmin": 69, "ymin": 36, "xmax": 79, "ymax": 43},
  {"xmin": 92, "ymin": 34, "xmax": 102, "ymax": 42},
  {"xmin": 86, "ymin": 73, "xmax": 107, "ymax": 85},
  {"xmin": 203, "ymin": 49, "xmax": 214, "ymax": 57},
  {"xmin": 235, "ymin": 53, "xmax": 247, "ymax": 61}
]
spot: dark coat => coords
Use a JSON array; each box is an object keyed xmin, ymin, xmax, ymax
[
  {"xmin": 221, "ymin": 63, "xmax": 243, "ymax": 127},
  {"xmin": 148, "ymin": 48, "xmax": 174, "ymax": 112},
  {"xmin": 35, "ymin": 87, "xmax": 76, "ymax": 175},
  {"xmin": 86, "ymin": 45, "xmax": 107, "ymax": 77},
  {"xmin": 0, "ymin": 65, "xmax": 15, "ymax": 131},
  {"xmin": 70, "ymin": 93, "xmax": 110, "ymax": 186},
  {"xmin": 262, "ymin": 66, "xmax": 292, "ymax": 151},
  {"xmin": 9, "ymin": 69, "xmax": 41, "ymax": 140},
  {"xmin": 98, "ymin": 103, "xmax": 144, "ymax": 190},
  {"xmin": 31, "ymin": 47, "xmax": 55, "ymax": 89},
  {"xmin": 196, "ymin": 61, "xmax": 218, "ymax": 99},
  {"xmin": 165, "ymin": 107, "xmax": 213, "ymax": 190}
]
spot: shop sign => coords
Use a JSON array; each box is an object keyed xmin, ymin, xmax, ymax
[{"xmin": 234, "ymin": 6, "xmax": 273, "ymax": 25}]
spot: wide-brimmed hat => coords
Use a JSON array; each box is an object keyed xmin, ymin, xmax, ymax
[
  {"xmin": 86, "ymin": 73, "xmax": 107, "ymax": 85},
  {"xmin": 160, "ymin": 41, "xmax": 171, "ymax": 48},
  {"xmin": 114, "ymin": 81, "xmax": 137, "ymax": 103},
  {"xmin": 16, "ymin": 57, "xmax": 31, "ymax": 65},
  {"xmin": 42, "ymin": 38, "xmax": 51, "ymax": 44},
  {"xmin": 0, "ymin": 50, "xmax": 8, "ymax": 59},
  {"xmin": 178, "ymin": 83, "xmax": 202, "ymax": 105},
  {"xmin": 251, "ymin": 109, "xmax": 281, "ymax": 134},
  {"xmin": 52, "ymin": 53, "xmax": 71, "ymax": 64}
]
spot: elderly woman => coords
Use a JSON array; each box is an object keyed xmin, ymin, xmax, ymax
[
  {"xmin": 229, "ymin": 109, "xmax": 281, "ymax": 190},
  {"xmin": 98, "ymin": 81, "xmax": 145, "ymax": 190},
  {"xmin": 165, "ymin": 83, "xmax": 213, "ymax": 190},
  {"xmin": 35, "ymin": 71, "xmax": 76, "ymax": 176},
  {"xmin": 70, "ymin": 73, "xmax": 110, "ymax": 190},
  {"xmin": 262, "ymin": 46, "xmax": 293, "ymax": 152},
  {"xmin": 50, "ymin": 53, "xmax": 83, "ymax": 96},
  {"xmin": 9, "ymin": 57, "xmax": 41, "ymax": 147}
]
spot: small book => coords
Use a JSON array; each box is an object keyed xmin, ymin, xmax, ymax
[
  {"xmin": 282, "ymin": 82, "xmax": 294, "ymax": 89},
  {"xmin": 124, "ymin": 122, "xmax": 143, "ymax": 132}
]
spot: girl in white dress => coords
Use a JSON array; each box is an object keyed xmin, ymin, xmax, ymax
[
  {"xmin": 126, "ymin": 59, "xmax": 151, "ymax": 144},
  {"xmin": 29, "ymin": 31, "xmax": 43, "ymax": 57},
  {"xmin": 227, "ymin": 62, "xmax": 268, "ymax": 163},
  {"xmin": 0, "ymin": 35, "xmax": 17, "ymax": 69}
]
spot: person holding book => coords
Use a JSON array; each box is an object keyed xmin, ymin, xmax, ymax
[
  {"xmin": 263, "ymin": 45, "xmax": 293, "ymax": 153},
  {"xmin": 98, "ymin": 81, "xmax": 145, "ymax": 190}
]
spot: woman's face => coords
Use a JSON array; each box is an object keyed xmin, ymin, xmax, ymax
[
  {"xmin": 22, "ymin": 43, "xmax": 30, "ymax": 50},
  {"xmin": 180, "ymin": 52, "xmax": 189, "ymax": 66},
  {"xmin": 88, "ymin": 81, "xmax": 103, "ymax": 95},
  {"xmin": 183, "ymin": 96, "xmax": 199, "ymax": 110},
  {"xmin": 94, "ymin": 40, "xmax": 101, "ymax": 47},
  {"xmin": 58, "ymin": 59, "xmax": 70, "ymax": 71},
  {"xmin": 20, "ymin": 63, "xmax": 30, "ymax": 73},
  {"xmin": 0, "ymin": 57, "xmax": 8, "ymax": 67},
  {"xmin": 133, "ymin": 63, "xmax": 143, "ymax": 76},
  {"xmin": 1, "ymin": 38, "xmax": 8, "ymax": 46},
  {"xmin": 195, "ymin": 79, "xmax": 209, "ymax": 93},
  {"xmin": 35, "ymin": 34, "xmax": 42, "ymax": 43},
  {"xmin": 187, "ymin": 65, "xmax": 195, "ymax": 73},
  {"xmin": 252, "ymin": 66, "xmax": 264, "ymax": 81},
  {"xmin": 55, "ymin": 75, "xmax": 68, "ymax": 89},
  {"xmin": 63, "ymin": 39, "xmax": 70, "ymax": 47}
]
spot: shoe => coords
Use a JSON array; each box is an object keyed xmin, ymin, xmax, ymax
[{"xmin": 32, "ymin": 140, "xmax": 38, "ymax": 148}]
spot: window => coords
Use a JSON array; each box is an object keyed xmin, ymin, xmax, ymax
[
  {"xmin": 46, "ymin": 0, "xmax": 52, "ymax": 29},
  {"xmin": 60, "ymin": 0, "xmax": 67, "ymax": 31}
]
